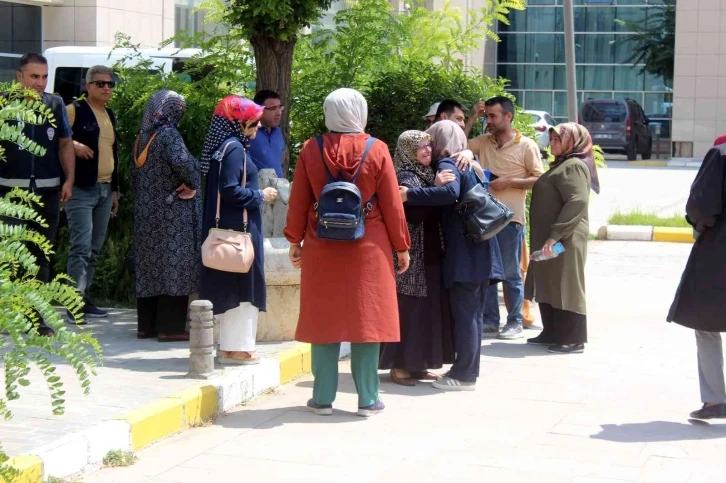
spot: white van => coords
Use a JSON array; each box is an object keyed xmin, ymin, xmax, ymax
[{"xmin": 42, "ymin": 46, "xmax": 203, "ymax": 104}]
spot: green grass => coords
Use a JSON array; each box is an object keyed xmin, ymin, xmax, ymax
[
  {"xmin": 102, "ymin": 450, "xmax": 137, "ymax": 468},
  {"xmin": 608, "ymin": 210, "xmax": 690, "ymax": 228}
]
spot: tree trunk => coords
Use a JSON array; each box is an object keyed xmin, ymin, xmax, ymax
[{"xmin": 249, "ymin": 35, "xmax": 297, "ymax": 178}]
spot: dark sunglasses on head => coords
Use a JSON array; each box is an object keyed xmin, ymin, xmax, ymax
[{"xmin": 92, "ymin": 81, "xmax": 115, "ymax": 88}]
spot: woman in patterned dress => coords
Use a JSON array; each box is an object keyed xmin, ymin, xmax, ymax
[
  {"xmin": 132, "ymin": 89, "xmax": 202, "ymax": 341},
  {"xmin": 378, "ymin": 130, "xmax": 454, "ymax": 385}
]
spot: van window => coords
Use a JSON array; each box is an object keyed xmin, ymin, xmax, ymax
[
  {"xmin": 582, "ymin": 101, "xmax": 627, "ymax": 123},
  {"xmin": 172, "ymin": 59, "xmax": 214, "ymax": 83},
  {"xmin": 53, "ymin": 67, "xmax": 156, "ymax": 104},
  {"xmin": 54, "ymin": 67, "xmax": 88, "ymax": 104}
]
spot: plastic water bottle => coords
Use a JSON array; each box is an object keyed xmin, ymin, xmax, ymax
[
  {"xmin": 530, "ymin": 242, "xmax": 565, "ymax": 261},
  {"xmin": 482, "ymin": 168, "xmax": 491, "ymax": 189}
]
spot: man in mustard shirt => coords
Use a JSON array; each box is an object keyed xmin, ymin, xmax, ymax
[
  {"xmin": 65, "ymin": 65, "xmax": 120, "ymax": 323},
  {"xmin": 468, "ymin": 97, "xmax": 544, "ymax": 339}
]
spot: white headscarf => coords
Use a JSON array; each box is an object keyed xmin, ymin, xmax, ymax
[{"xmin": 323, "ymin": 88, "xmax": 367, "ymax": 134}]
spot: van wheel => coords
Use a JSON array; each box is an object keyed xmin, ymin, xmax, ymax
[
  {"xmin": 626, "ymin": 140, "xmax": 637, "ymax": 161},
  {"xmin": 642, "ymin": 139, "xmax": 652, "ymax": 160}
]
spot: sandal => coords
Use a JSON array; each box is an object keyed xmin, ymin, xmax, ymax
[
  {"xmin": 157, "ymin": 332, "xmax": 190, "ymax": 342},
  {"xmin": 410, "ymin": 371, "xmax": 439, "ymax": 381},
  {"xmin": 390, "ymin": 369, "xmax": 416, "ymax": 387},
  {"xmin": 218, "ymin": 350, "xmax": 260, "ymax": 365}
]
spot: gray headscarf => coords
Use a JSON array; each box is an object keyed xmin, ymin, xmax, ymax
[
  {"xmin": 426, "ymin": 120, "xmax": 467, "ymax": 162},
  {"xmin": 323, "ymin": 88, "xmax": 367, "ymax": 133}
]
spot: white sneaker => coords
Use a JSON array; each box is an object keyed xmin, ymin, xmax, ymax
[
  {"xmin": 498, "ymin": 324, "xmax": 524, "ymax": 340},
  {"xmin": 432, "ymin": 376, "xmax": 475, "ymax": 391}
]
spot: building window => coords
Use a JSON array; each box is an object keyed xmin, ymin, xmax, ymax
[
  {"xmin": 175, "ymin": 0, "xmax": 226, "ymax": 46},
  {"xmin": 497, "ymin": 1, "xmax": 671, "ymax": 131},
  {"xmin": 0, "ymin": 1, "xmax": 42, "ymax": 83}
]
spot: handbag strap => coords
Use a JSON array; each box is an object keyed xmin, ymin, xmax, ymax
[{"xmin": 214, "ymin": 139, "xmax": 249, "ymax": 231}]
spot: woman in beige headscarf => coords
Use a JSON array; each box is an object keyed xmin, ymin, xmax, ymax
[
  {"xmin": 285, "ymin": 88, "xmax": 411, "ymax": 417},
  {"xmin": 525, "ymin": 122, "xmax": 596, "ymax": 354}
]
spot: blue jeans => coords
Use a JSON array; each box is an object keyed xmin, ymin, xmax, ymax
[
  {"xmin": 449, "ymin": 281, "xmax": 487, "ymax": 383},
  {"xmin": 482, "ymin": 222, "xmax": 524, "ymax": 328},
  {"xmin": 65, "ymin": 183, "xmax": 113, "ymax": 295}
]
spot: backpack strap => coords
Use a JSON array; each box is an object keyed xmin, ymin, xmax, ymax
[
  {"xmin": 315, "ymin": 135, "xmax": 378, "ymax": 216},
  {"xmin": 316, "ymin": 135, "xmax": 376, "ymax": 183},
  {"xmin": 316, "ymin": 136, "xmax": 337, "ymax": 183}
]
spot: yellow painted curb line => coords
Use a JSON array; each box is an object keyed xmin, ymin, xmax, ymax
[
  {"xmin": 653, "ymin": 227, "xmax": 695, "ymax": 243},
  {"xmin": 4, "ymin": 455, "xmax": 43, "ymax": 483},
  {"xmin": 7, "ymin": 345, "xmax": 315, "ymax": 476},
  {"xmin": 628, "ymin": 160, "xmax": 668, "ymax": 167},
  {"xmin": 275, "ymin": 343, "xmax": 312, "ymax": 384}
]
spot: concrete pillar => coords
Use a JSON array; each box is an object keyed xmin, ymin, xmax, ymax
[{"xmin": 187, "ymin": 300, "xmax": 215, "ymax": 379}]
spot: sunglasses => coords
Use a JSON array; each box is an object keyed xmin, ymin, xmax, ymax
[
  {"xmin": 263, "ymin": 105, "xmax": 285, "ymax": 112},
  {"xmin": 91, "ymin": 81, "xmax": 116, "ymax": 88}
]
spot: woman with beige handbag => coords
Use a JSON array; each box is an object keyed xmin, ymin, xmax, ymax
[{"xmin": 199, "ymin": 96, "xmax": 278, "ymax": 365}]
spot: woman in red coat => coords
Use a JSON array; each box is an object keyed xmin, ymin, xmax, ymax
[{"xmin": 284, "ymin": 88, "xmax": 411, "ymax": 417}]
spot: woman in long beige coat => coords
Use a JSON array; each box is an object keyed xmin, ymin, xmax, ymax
[{"xmin": 525, "ymin": 123, "xmax": 598, "ymax": 354}]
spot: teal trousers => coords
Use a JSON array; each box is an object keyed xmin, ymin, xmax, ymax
[{"xmin": 311, "ymin": 342, "xmax": 380, "ymax": 408}]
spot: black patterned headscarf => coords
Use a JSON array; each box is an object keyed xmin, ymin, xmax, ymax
[
  {"xmin": 394, "ymin": 130, "xmax": 435, "ymax": 186},
  {"xmin": 134, "ymin": 89, "xmax": 185, "ymax": 165},
  {"xmin": 200, "ymin": 95, "xmax": 264, "ymax": 174}
]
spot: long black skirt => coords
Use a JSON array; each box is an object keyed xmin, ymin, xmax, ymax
[
  {"xmin": 379, "ymin": 265, "xmax": 455, "ymax": 371},
  {"xmin": 538, "ymin": 302, "xmax": 587, "ymax": 345}
]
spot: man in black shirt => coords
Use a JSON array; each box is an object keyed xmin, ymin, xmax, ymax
[{"xmin": 0, "ymin": 53, "xmax": 76, "ymax": 336}]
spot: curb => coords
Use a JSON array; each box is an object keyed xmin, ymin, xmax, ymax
[
  {"xmin": 627, "ymin": 160, "xmax": 701, "ymax": 168},
  {"xmin": 8, "ymin": 343, "xmax": 317, "ymax": 482},
  {"xmin": 598, "ymin": 225, "xmax": 695, "ymax": 243}
]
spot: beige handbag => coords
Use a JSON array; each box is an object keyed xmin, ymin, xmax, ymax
[{"xmin": 201, "ymin": 142, "xmax": 255, "ymax": 273}]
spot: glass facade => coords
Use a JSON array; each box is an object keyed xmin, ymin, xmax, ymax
[
  {"xmin": 0, "ymin": 1, "xmax": 42, "ymax": 83},
  {"xmin": 497, "ymin": 0, "xmax": 671, "ymax": 134},
  {"xmin": 175, "ymin": 0, "xmax": 224, "ymax": 46}
]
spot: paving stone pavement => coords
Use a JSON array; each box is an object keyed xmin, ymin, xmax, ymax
[
  {"xmin": 0, "ymin": 309, "xmax": 298, "ymax": 456},
  {"xmin": 83, "ymin": 241, "xmax": 726, "ymax": 483}
]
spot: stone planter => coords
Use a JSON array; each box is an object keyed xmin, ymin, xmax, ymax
[{"xmin": 257, "ymin": 237, "xmax": 300, "ymax": 341}]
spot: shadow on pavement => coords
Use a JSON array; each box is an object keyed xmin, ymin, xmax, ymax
[
  {"xmin": 294, "ymin": 372, "xmax": 441, "ymax": 398},
  {"xmin": 480, "ymin": 341, "xmax": 560, "ymax": 359},
  {"xmin": 592, "ymin": 420, "xmax": 726, "ymax": 443}
]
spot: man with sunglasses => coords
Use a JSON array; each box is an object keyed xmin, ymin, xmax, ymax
[
  {"xmin": 64, "ymin": 65, "xmax": 120, "ymax": 323},
  {"xmin": 0, "ymin": 53, "xmax": 75, "ymax": 337},
  {"xmin": 249, "ymin": 90, "xmax": 286, "ymax": 178}
]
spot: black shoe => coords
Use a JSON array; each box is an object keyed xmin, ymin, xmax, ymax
[
  {"xmin": 548, "ymin": 344, "xmax": 585, "ymax": 354},
  {"xmin": 36, "ymin": 322, "xmax": 55, "ymax": 337},
  {"xmin": 66, "ymin": 309, "xmax": 87, "ymax": 326},
  {"xmin": 690, "ymin": 403, "xmax": 726, "ymax": 420},
  {"xmin": 83, "ymin": 298, "xmax": 108, "ymax": 318},
  {"xmin": 527, "ymin": 336, "xmax": 554, "ymax": 346}
]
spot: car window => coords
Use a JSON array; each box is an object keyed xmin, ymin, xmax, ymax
[
  {"xmin": 581, "ymin": 102, "xmax": 627, "ymax": 123},
  {"xmin": 527, "ymin": 113, "xmax": 541, "ymax": 123},
  {"xmin": 544, "ymin": 114, "xmax": 556, "ymax": 126}
]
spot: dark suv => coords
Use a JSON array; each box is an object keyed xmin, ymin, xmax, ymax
[{"xmin": 580, "ymin": 99, "xmax": 652, "ymax": 161}]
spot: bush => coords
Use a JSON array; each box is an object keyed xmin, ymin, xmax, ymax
[{"xmin": 0, "ymin": 85, "xmax": 102, "ymax": 481}]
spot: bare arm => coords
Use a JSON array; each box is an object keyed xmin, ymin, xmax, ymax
[
  {"xmin": 59, "ymin": 137, "xmax": 75, "ymax": 182},
  {"xmin": 489, "ymin": 175, "xmax": 539, "ymax": 191}
]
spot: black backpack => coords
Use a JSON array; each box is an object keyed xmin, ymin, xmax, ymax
[
  {"xmin": 456, "ymin": 171, "xmax": 514, "ymax": 242},
  {"xmin": 313, "ymin": 135, "xmax": 376, "ymax": 241}
]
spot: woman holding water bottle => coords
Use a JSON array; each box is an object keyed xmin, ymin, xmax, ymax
[{"xmin": 525, "ymin": 123, "xmax": 599, "ymax": 354}]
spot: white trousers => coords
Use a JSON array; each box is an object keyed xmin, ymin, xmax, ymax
[{"xmin": 216, "ymin": 302, "xmax": 259, "ymax": 352}]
